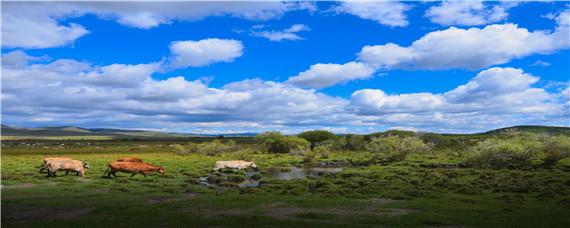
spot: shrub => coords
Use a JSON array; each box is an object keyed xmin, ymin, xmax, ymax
[
  {"xmin": 313, "ymin": 142, "xmax": 332, "ymax": 159},
  {"xmin": 256, "ymin": 132, "xmax": 310, "ymax": 154},
  {"xmin": 344, "ymin": 134, "xmax": 366, "ymax": 151},
  {"xmin": 365, "ymin": 136, "xmax": 430, "ymax": 163},
  {"xmin": 541, "ymin": 135, "xmax": 570, "ymax": 166},
  {"xmin": 298, "ymin": 130, "xmax": 337, "ymax": 149},
  {"xmin": 302, "ymin": 149, "xmax": 317, "ymax": 163},
  {"xmin": 177, "ymin": 140, "xmax": 237, "ymax": 156},
  {"xmin": 462, "ymin": 136, "xmax": 541, "ymax": 169},
  {"xmin": 174, "ymin": 143, "xmax": 201, "ymax": 155}
]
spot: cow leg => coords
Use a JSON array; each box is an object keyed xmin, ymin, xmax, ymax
[
  {"xmin": 65, "ymin": 170, "xmax": 70, "ymax": 175},
  {"xmin": 142, "ymin": 173, "xmax": 147, "ymax": 177},
  {"xmin": 131, "ymin": 173, "xmax": 136, "ymax": 177},
  {"xmin": 112, "ymin": 172, "xmax": 117, "ymax": 178}
]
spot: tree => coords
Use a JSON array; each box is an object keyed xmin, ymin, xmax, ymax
[
  {"xmin": 298, "ymin": 130, "xmax": 337, "ymax": 149},
  {"xmin": 365, "ymin": 136, "xmax": 430, "ymax": 163},
  {"xmin": 256, "ymin": 132, "xmax": 310, "ymax": 154},
  {"xmin": 541, "ymin": 135, "xmax": 570, "ymax": 166}
]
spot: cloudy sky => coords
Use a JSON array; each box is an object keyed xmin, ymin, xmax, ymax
[{"xmin": 1, "ymin": 1, "xmax": 569, "ymax": 134}]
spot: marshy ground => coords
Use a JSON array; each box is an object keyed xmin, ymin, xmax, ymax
[{"xmin": 2, "ymin": 140, "xmax": 570, "ymax": 227}]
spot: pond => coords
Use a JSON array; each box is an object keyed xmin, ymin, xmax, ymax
[
  {"xmin": 198, "ymin": 166, "xmax": 344, "ymax": 188},
  {"xmin": 264, "ymin": 166, "xmax": 343, "ymax": 180}
]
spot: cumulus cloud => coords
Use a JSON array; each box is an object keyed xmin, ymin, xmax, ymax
[
  {"xmin": 286, "ymin": 62, "xmax": 375, "ymax": 89},
  {"xmin": 2, "ymin": 51, "xmax": 352, "ymax": 133},
  {"xmin": 252, "ymin": 24, "xmax": 310, "ymax": 42},
  {"xmin": 167, "ymin": 39, "xmax": 244, "ymax": 68},
  {"xmin": 347, "ymin": 67, "xmax": 568, "ymax": 132},
  {"xmin": 1, "ymin": 1, "xmax": 314, "ymax": 48},
  {"xmin": 358, "ymin": 23, "xmax": 570, "ymax": 70},
  {"xmin": 2, "ymin": 4, "xmax": 89, "ymax": 49},
  {"xmin": 3, "ymin": 51, "xmax": 567, "ymax": 133},
  {"xmin": 425, "ymin": 0, "xmax": 518, "ymax": 26},
  {"xmin": 335, "ymin": 0, "xmax": 410, "ymax": 27}
]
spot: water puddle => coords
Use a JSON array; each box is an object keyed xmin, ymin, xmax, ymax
[
  {"xmin": 264, "ymin": 166, "xmax": 343, "ymax": 180},
  {"xmin": 198, "ymin": 166, "xmax": 343, "ymax": 188}
]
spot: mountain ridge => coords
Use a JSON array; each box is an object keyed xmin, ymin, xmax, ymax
[{"xmin": 1, "ymin": 124, "xmax": 568, "ymax": 139}]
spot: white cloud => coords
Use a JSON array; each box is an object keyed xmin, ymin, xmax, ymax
[
  {"xmin": 167, "ymin": 39, "xmax": 244, "ymax": 68},
  {"xmin": 287, "ymin": 62, "xmax": 375, "ymax": 89},
  {"xmin": 3, "ymin": 52, "xmax": 568, "ymax": 134},
  {"xmin": 252, "ymin": 24, "xmax": 310, "ymax": 42},
  {"xmin": 530, "ymin": 60, "xmax": 551, "ymax": 67},
  {"xmin": 1, "ymin": 2, "xmax": 314, "ymax": 48},
  {"xmin": 2, "ymin": 4, "xmax": 89, "ymax": 49},
  {"xmin": 335, "ymin": 0, "xmax": 410, "ymax": 27},
  {"xmin": 358, "ymin": 23, "xmax": 570, "ymax": 70},
  {"xmin": 425, "ymin": 0, "xmax": 518, "ymax": 26},
  {"xmin": 2, "ymin": 52, "xmax": 351, "ymax": 133},
  {"xmin": 347, "ymin": 67, "xmax": 568, "ymax": 132}
]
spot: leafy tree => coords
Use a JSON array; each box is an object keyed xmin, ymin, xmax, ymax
[
  {"xmin": 365, "ymin": 136, "xmax": 430, "ymax": 163},
  {"xmin": 462, "ymin": 134, "xmax": 541, "ymax": 169},
  {"xmin": 256, "ymin": 131, "xmax": 310, "ymax": 154},
  {"xmin": 541, "ymin": 135, "xmax": 570, "ymax": 166},
  {"xmin": 343, "ymin": 134, "xmax": 366, "ymax": 151},
  {"xmin": 298, "ymin": 130, "xmax": 337, "ymax": 149}
]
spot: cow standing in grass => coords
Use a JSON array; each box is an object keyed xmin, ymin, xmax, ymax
[
  {"xmin": 214, "ymin": 160, "xmax": 257, "ymax": 171},
  {"xmin": 104, "ymin": 162, "xmax": 164, "ymax": 178},
  {"xmin": 39, "ymin": 157, "xmax": 72, "ymax": 173},
  {"xmin": 46, "ymin": 159, "xmax": 89, "ymax": 177}
]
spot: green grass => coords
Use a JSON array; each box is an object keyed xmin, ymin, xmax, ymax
[{"xmin": 2, "ymin": 140, "xmax": 570, "ymax": 227}]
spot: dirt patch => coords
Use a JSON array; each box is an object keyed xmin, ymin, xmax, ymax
[
  {"xmin": 367, "ymin": 198, "xmax": 396, "ymax": 205},
  {"xmin": 192, "ymin": 199, "xmax": 415, "ymax": 221},
  {"xmin": 1, "ymin": 182, "xmax": 57, "ymax": 190},
  {"xmin": 1, "ymin": 183, "xmax": 37, "ymax": 189},
  {"xmin": 1, "ymin": 205, "xmax": 93, "ymax": 222},
  {"xmin": 146, "ymin": 193, "xmax": 196, "ymax": 205}
]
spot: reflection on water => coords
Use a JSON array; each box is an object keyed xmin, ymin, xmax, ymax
[
  {"xmin": 265, "ymin": 166, "xmax": 343, "ymax": 180},
  {"xmin": 237, "ymin": 172, "xmax": 261, "ymax": 188},
  {"xmin": 199, "ymin": 166, "xmax": 344, "ymax": 188}
]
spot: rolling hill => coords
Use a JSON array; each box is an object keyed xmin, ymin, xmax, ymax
[
  {"xmin": 1, "ymin": 124, "xmax": 568, "ymax": 140},
  {"xmin": 0, "ymin": 125, "xmax": 256, "ymax": 139}
]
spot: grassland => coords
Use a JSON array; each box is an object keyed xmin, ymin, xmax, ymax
[{"xmin": 2, "ymin": 139, "xmax": 570, "ymax": 227}]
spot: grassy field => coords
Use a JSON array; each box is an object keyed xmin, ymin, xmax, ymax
[{"xmin": 2, "ymin": 140, "xmax": 570, "ymax": 227}]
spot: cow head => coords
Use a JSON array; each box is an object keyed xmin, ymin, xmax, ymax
[
  {"xmin": 250, "ymin": 163, "xmax": 258, "ymax": 170},
  {"xmin": 158, "ymin": 167, "xmax": 165, "ymax": 174},
  {"xmin": 83, "ymin": 162, "xmax": 90, "ymax": 170}
]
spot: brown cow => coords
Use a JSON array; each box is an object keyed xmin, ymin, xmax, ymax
[
  {"xmin": 46, "ymin": 159, "xmax": 88, "ymax": 177},
  {"xmin": 116, "ymin": 157, "xmax": 143, "ymax": 162},
  {"xmin": 104, "ymin": 161, "xmax": 164, "ymax": 178}
]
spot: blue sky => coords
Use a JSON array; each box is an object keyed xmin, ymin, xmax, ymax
[{"xmin": 2, "ymin": 1, "xmax": 569, "ymax": 134}]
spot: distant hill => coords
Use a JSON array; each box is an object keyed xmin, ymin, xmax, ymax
[
  {"xmin": 483, "ymin": 125, "xmax": 570, "ymax": 136},
  {"xmin": 0, "ymin": 125, "xmax": 257, "ymax": 139},
  {"xmin": 2, "ymin": 124, "xmax": 568, "ymax": 140}
]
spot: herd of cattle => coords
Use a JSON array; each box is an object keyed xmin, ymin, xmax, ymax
[{"xmin": 39, "ymin": 158, "xmax": 257, "ymax": 178}]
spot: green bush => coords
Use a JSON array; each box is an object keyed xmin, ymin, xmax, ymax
[
  {"xmin": 462, "ymin": 136, "xmax": 541, "ymax": 169},
  {"xmin": 298, "ymin": 130, "xmax": 337, "ymax": 149},
  {"xmin": 365, "ymin": 136, "xmax": 430, "ymax": 163},
  {"xmin": 541, "ymin": 135, "xmax": 570, "ymax": 166},
  {"xmin": 176, "ymin": 140, "xmax": 237, "ymax": 156},
  {"xmin": 344, "ymin": 134, "xmax": 366, "ymax": 151},
  {"xmin": 256, "ymin": 132, "xmax": 310, "ymax": 154}
]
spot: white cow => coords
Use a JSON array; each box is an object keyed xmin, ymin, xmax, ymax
[
  {"xmin": 46, "ymin": 159, "xmax": 89, "ymax": 177},
  {"xmin": 214, "ymin": 160, "xmax": 257, "ymax": 171}
]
